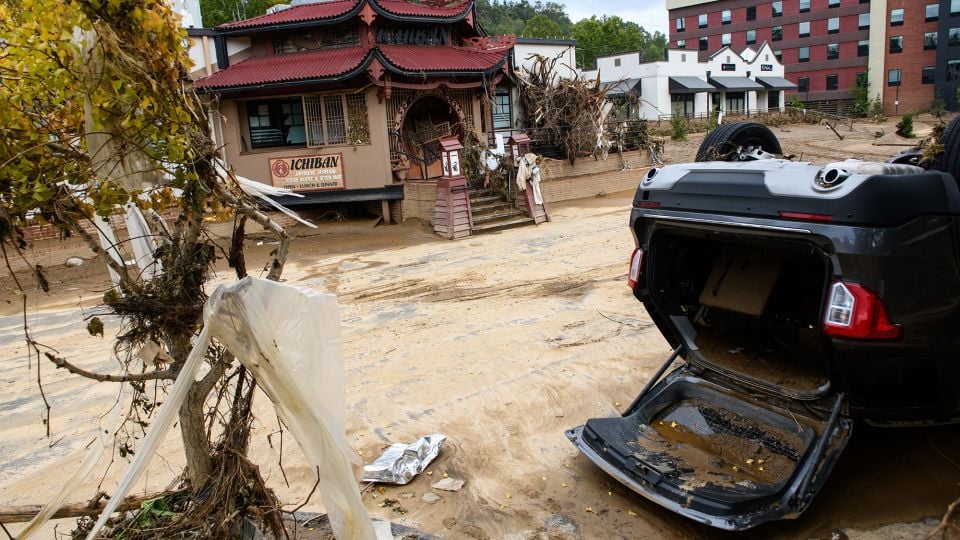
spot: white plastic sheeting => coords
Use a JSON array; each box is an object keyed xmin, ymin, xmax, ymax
[
  {"xmin": 86, "ymin": 277, "xmax": 374, "ymax": 540},
  {"xmin": 123, "ymin": 203, "xmax": 161, "ymax": 281}
]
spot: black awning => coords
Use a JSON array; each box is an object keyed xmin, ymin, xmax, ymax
[
  {"xmin": 756, "ymin": 76, "xmax": 797, "ymax": 90},
  {"xmin": 708, "ymin": 76, "xmax": 765, "ymax": 91},
  {"xmin": 669, "ymin": 76, "xmax": 715, "ymax": 93},
  {"xmin": 604, "ymin": 78, "xmax": 642, "ymax": 96}
]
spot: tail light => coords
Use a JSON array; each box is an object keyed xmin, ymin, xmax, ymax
[
  {"xmin": 627, "ymin": 248, "xmax": 645, "ymax": 289},
  {"xmin": 823, "ymin": 281, "xmax": 901, "ymax": 340}
]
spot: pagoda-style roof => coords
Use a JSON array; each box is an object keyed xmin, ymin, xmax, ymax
[
  {"xmin": 378, "ymin": 44, "xmax": 507, "ymax": 74},
  {"xmin": 218, "ymin": 0, "xmax": 473, "ymax": 33}
]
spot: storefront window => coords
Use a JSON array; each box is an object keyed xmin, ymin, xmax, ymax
[
  {"xmin": 671, "ymin": 93, "xmax": 695, "ymax": 117},
  {"xmin": 247, "ymin": 94, "xmax": 370, "ymax": 150},
  {"xmin": 246, "ymin": 98, "xmax": 305, "ymax": 149},
  {"xmin": 726, "ymin": 92, "xmax": 745, "ymax": 114}
]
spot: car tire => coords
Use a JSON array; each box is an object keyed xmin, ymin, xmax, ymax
[
  {"xmin": 934, "ymin": 115, "xmax": 960, "ymax": 182},
  {"xmin": 695, "ymin": 121, "xmax": 783, "ymax": 162}
]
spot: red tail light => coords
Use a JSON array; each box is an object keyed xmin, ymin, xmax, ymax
[
  {"xmin": 628, "ymin": 248, "xmax": 645, "ymax": 289},
  {"xmin": 823, "ymin": 281, "xmax": 901, "ymax": 340}
]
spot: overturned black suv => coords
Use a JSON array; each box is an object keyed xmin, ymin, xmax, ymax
[{"xmin": 567, "ymin": 119, "xmax": 960, "ymax": 530}]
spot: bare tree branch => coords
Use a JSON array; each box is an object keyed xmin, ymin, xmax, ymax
[{"xmin": 46, "ymin": 352, "xmax": 175, "ymax": 382}]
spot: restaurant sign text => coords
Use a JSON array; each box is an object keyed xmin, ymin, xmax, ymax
[{"xmin": 269, "ymin": 153, "xmax": 345, "ymax": 191}]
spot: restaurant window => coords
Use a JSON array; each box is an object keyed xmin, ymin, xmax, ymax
[
  {"xmin": 722, "ymin": 9, "xmax": 731, "ymax": 24},
  {"xmin": 889, "ymin": 35, "xmax": 903, "ymax": 54},
  {"xmin": 887, "ymin": 68, "xmax": 901, "ymax": 87},
  {"xmin": 246, "ymin": 98, "xmax": 305, "ymax": 149},
  {"xmin": 925, "ymin": 32, "xmax": 938, "ymax": 50},
  {"xmin": 725, "ymin": 92, "xmax": 746, "ymax": 114},
  {"xmin": 722, "ymin": 33, "xmax": 731, "ymax": 46},
  {"xmin": 859, "ymin": 13, "xmax": 870, "ymax": 29},
  {"xmin": 772, "ymin": 1, "xmax": 782, "ymax": 17},
  {"xmin": 493, "ymin": 87, "xmax": 511, "ymax": 129},
  {"xmin": 828, "ymin": 17, "xmax": 839, "ymax": 34},
  {"xmin": 827, "ymin": 43, "xmax": 839, "ymax": 60},
  {"xmin": 746, "ymin": 29, "xmax": 756, "ymax": 44},
  {"xmin": 826, "ymin": 74, "xmax": 838, "ymax": 91},
  {"xmin": 799, "ymin": 21, "xmax": 810, "ymax": 38},
  {"xmin": 699, "ymin": 36, "xmax": 709, "ymax": 50},
  {"xmin": 699, "ymin": 13, "xmax": 708, "ymax": 28},
  {"xmin": 858, "ymin": 39, "xmax": 869, "ymax": 56},
  {"xmin": 772, "ymin": 25, "xmax": 782, "ymax": 41},
  {"xmin": 302, "ymin": 93, "xmax": 370, "ymax": 148},
  {"xmin": 798, "ymin": 46, "xmax": 810, "ymax": 62},
  {"xmin": 890, "ymin": 8, "xmax": 904, "ymax": 26},
  {"xmin": 927, "ymin": 3, "xmax": 939, "ymax": 21},
  {"xmin": 746, "ymin": 6, "xmax": 756, "ymax": 20},
  {"xmin": 922, "ymin": 66, "xmax": 936, "ymax": 84},
  {"xmin": 799, "ymin": 0, "xmax": 810, "ymax": 12},
  {"xmin": 676, "ymin": 17, "xmax": 685, "ymax": 31},
  {"xmin": 798, "ymin": 76, "xmax": 809, "ymax": 93},
  {"xmin": 671, "ymin": 93, "xmax": 695, "ymax": 117}
]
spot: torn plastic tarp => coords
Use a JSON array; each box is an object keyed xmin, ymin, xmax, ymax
[
  {"xmin": 360, "ymin": 435, "xmax": 446, "ymax": 485},
  {"xmin": 86, "ymin": 277, "xmax": 374, "ymax": 540}
]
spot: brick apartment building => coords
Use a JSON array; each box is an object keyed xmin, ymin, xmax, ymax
[{"xmin": 667, "ymin": 0, "xmax": 944, "ymax": 114}]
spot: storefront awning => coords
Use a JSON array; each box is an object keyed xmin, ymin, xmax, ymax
[
  {"xmin": 604, "ymin": 78, "xmax": 642, "ymax": 96},
  {"xmin": 756, "ymin": 76, "xmax": 797, "ymax": 90},
  {"xmin": 669, "ymin": 76, "xmax": 714, "ymax": 93},
  {"xmin": 708, "ymin": 76, "xmax": 765, "ymax": 91}
]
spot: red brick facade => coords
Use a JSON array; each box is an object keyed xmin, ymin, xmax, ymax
[{"xmin": 882, "ymin": 1, "xmax": 938, "ymax": 115}]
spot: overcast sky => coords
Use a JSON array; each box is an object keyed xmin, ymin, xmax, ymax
[{"xmin": 559, "ymin": 0, "xmax": 669, "ymax": 36}]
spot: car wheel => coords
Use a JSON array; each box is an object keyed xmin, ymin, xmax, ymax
[
  {"xmin": 695, "ymin": 121, "xmax": 783, "ymax": 162},
  {"xmin": 934, "ymin": 115, "xmax": 960, "ymax": 182}
]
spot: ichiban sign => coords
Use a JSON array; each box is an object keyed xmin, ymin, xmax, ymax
[{"xmin": 269, "ymin": 153, "xmax": 345, "ymax": 191}]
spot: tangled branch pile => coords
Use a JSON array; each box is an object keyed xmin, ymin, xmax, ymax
[{"xmin": 516, "ymin": 54, "xmax": 610, "ymax": 163}]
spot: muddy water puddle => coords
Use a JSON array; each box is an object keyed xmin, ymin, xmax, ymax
[{"xmin": 637, "ymin": 399, "xmax": 805, "ymax": 490}]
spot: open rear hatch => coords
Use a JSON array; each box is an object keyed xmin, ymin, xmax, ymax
[
  {"xmin": 567, "ymin": 367, "xmax": 850, "ymax": 530},
  {"xmin": 568, "ymin": 222, "xmax": 853, "ymax": 529}
]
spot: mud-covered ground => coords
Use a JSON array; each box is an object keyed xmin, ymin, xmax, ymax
[{"xmin": 1, "ymin": 117, "xmax": 959, "ymax": 539}]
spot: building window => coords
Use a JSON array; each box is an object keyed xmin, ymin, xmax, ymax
[
  {"xmin": 676, "ymin": 17, "xmax": 685, "ymax": 31},
  {"xmin": 922, "ymin": 66, "xmax": 936, "ymax": 84},
  {"xmin": 828, "ymin": 17, "xmax": 839, "ymax": 34},
  {"xmin": 951, "ymin": 28, "xmax": 960, "ymax": 46},
  {"xmin": 888, "ymin": 68, "xmax": 901, "ymax": 87},
  {"xmin": 798, "ymin": 46, "xmax": 810, "ymax": 62},
  {"xmin": 925, "ymin": 32, "xmax": 938, "ymax": 50},
  {"xmin": 927, "ymin": 3, "xmax": 939, "ymax": 21},
  {"xmin": 890, "ymin": 8, "xmax": 904, "ymax": 26},
  {"xmin": 826, "ymin": 74, "xmax": 838, "ymax": 91},
  {"xmin": 493, "ymin": 87, "xmax": 511, "ymax": 129},
  {"xmin": 699, "ymin": 36, "xmax": 709, "ymax": 51},
  {"xmin": 722, "ymin": 33, "xmax": 731, "ymax": 46},
  {"xmin": 856, "ymin": 72, "xmax": 867, "ymax": 86},
  {"xmin": 829, "ymin": 0, "xmax": 840, "ymax": 6},
  {"xmin": 858, "ymin": 39, "xmax": 869, "ymax": 56},
  {"xmin": 858, "ymin": 13, "xmax": 870, "ymax": 29},
  {"xmin": 246, "ymin": 98, "xmax": 305, "ymax": 149},
  {"xmin": 614, "ymin": 58, "xmax": 621, "ymax": 66},
  {"xmin": 768, "ymin": 91, "xmax": 780, "ymax": 109},
  {"xmin": 699, "ymin": 13, "xmax": 708, "ymax": 28},
  {"xmin": 772, "ymin": 25, "xmax": 783, "ymax": 41},
  {"xmin": 799, "ymin": 21, "xmax": 810, "ymax": 38},
  {"xmin": 671, "ymin": 94, "xmax": 695, "ymax": 117},
  {"xmin": 953, "ymin": 0, "xmax": 960, "ymax": 15},
  {"xmin": 799, "ymin": 0, "xmax": 810, "ymax": 12},
  {"xmin": 746, "ymin": 6, "xmax": 756, "ymax": 20},
  {"xmin": 798, "ymin": 76, "xmax": 809, "ymax": 93},
  {"xmin": 827, "ymin": 43, "xmax": 839, "ymax": 60},
  {"xmin": 746, "ymin": 29, "xmax": 756, "ymax": 44},
  {"xmin": 889, "ymin": 35, "xmax": 903, "ymax": 54},
  {"xmin": 774, "ymin": 49, "xmax": 782, "ymax": 61},
  {"xmin": 725, "ymin": 91, "xmax": 746, "ymax": 114},
  {"xmin": 772, "ymin": 1, "xmax": 782, "ymax": 17},
  {"xmin": 722, "ymin": 9, "xmax": 731, "ymax": 24},
  {"xmin": 676, "ymin": 39, "xmax": 686, "ymax": 48},
  {"xmin": 302, "ymin": 93, "xmax": 370, "ymax": 147},
  {"xmin": 949, "ymin": 60, "xmax": 960, "ymax": 80}
]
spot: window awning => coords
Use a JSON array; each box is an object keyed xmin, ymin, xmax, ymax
[
  {"xmin": 669, "ymin": 76, "xmax": 715, "ymax": 93},
  {"xmin": 756, "ymin": 76, "xmax": 797, "ymax": 90},
  {"xmin": 708, "ymin": 76, "xmax": 765, "ymax": 91},
  {"xmin": 604, "ymin": 78, "xmax": 642, "ymax": 96}
]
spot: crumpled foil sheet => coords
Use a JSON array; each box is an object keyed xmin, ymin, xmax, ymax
[{"xmin": 360, "ymin": 434, "xmax": 446, "ymax": 485}]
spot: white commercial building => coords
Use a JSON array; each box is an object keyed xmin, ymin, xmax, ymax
[{"xmin": 583, "ymin": 42, "xmax": 795, "ymax": 121}]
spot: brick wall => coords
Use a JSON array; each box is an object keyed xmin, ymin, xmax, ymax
[{"xmin": 882, "ymin": 0, "xmax": 938, "ymax": 115}]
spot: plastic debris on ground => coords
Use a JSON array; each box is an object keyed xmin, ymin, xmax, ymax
[{"xmin": 360, "ymin": 434, "xmax": 446, "ymax": 485}]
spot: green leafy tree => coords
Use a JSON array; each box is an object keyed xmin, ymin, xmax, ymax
[
  {"xmin": 572, "ymin": 15, "xmax": 665, "ymax": 70},
  {"xmin": 523, "ymin": 14, "xmax": 563, "ymax": 38},
  {"xmin": 200, "ymin": 0, "xmax": 288, "ymax": 27},
  {"xmin": 849, "ymin": 72, "xmax": 870, "ymax": 118},
  {"xmin": 896, "ymin": 114, "xmax": 915, "ymax": 138}
]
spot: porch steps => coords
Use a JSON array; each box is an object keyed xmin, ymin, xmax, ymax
[{"xmin": 468, "ymin": 188, "xmax": 536, "ymax": 234}]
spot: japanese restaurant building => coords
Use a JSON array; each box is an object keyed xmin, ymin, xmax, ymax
[{"xmin": 192, "ymin": 0, "xmax": 515, "ymax": 221}]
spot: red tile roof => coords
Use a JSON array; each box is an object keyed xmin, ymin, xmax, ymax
[
  {"xmin": 378, "ymin": 45, "xmax": 507, "ymax": 73},
  {"xmin": 218, "ymin": 0, "xmax": 359, "ymax": 29},
  {"xmin": 374, "ymin": 0, "xmax": 470, "ymax": 17},
  {"xmin": 195, "ymin": 47, "xmax": 370, "ymax": 89}
]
